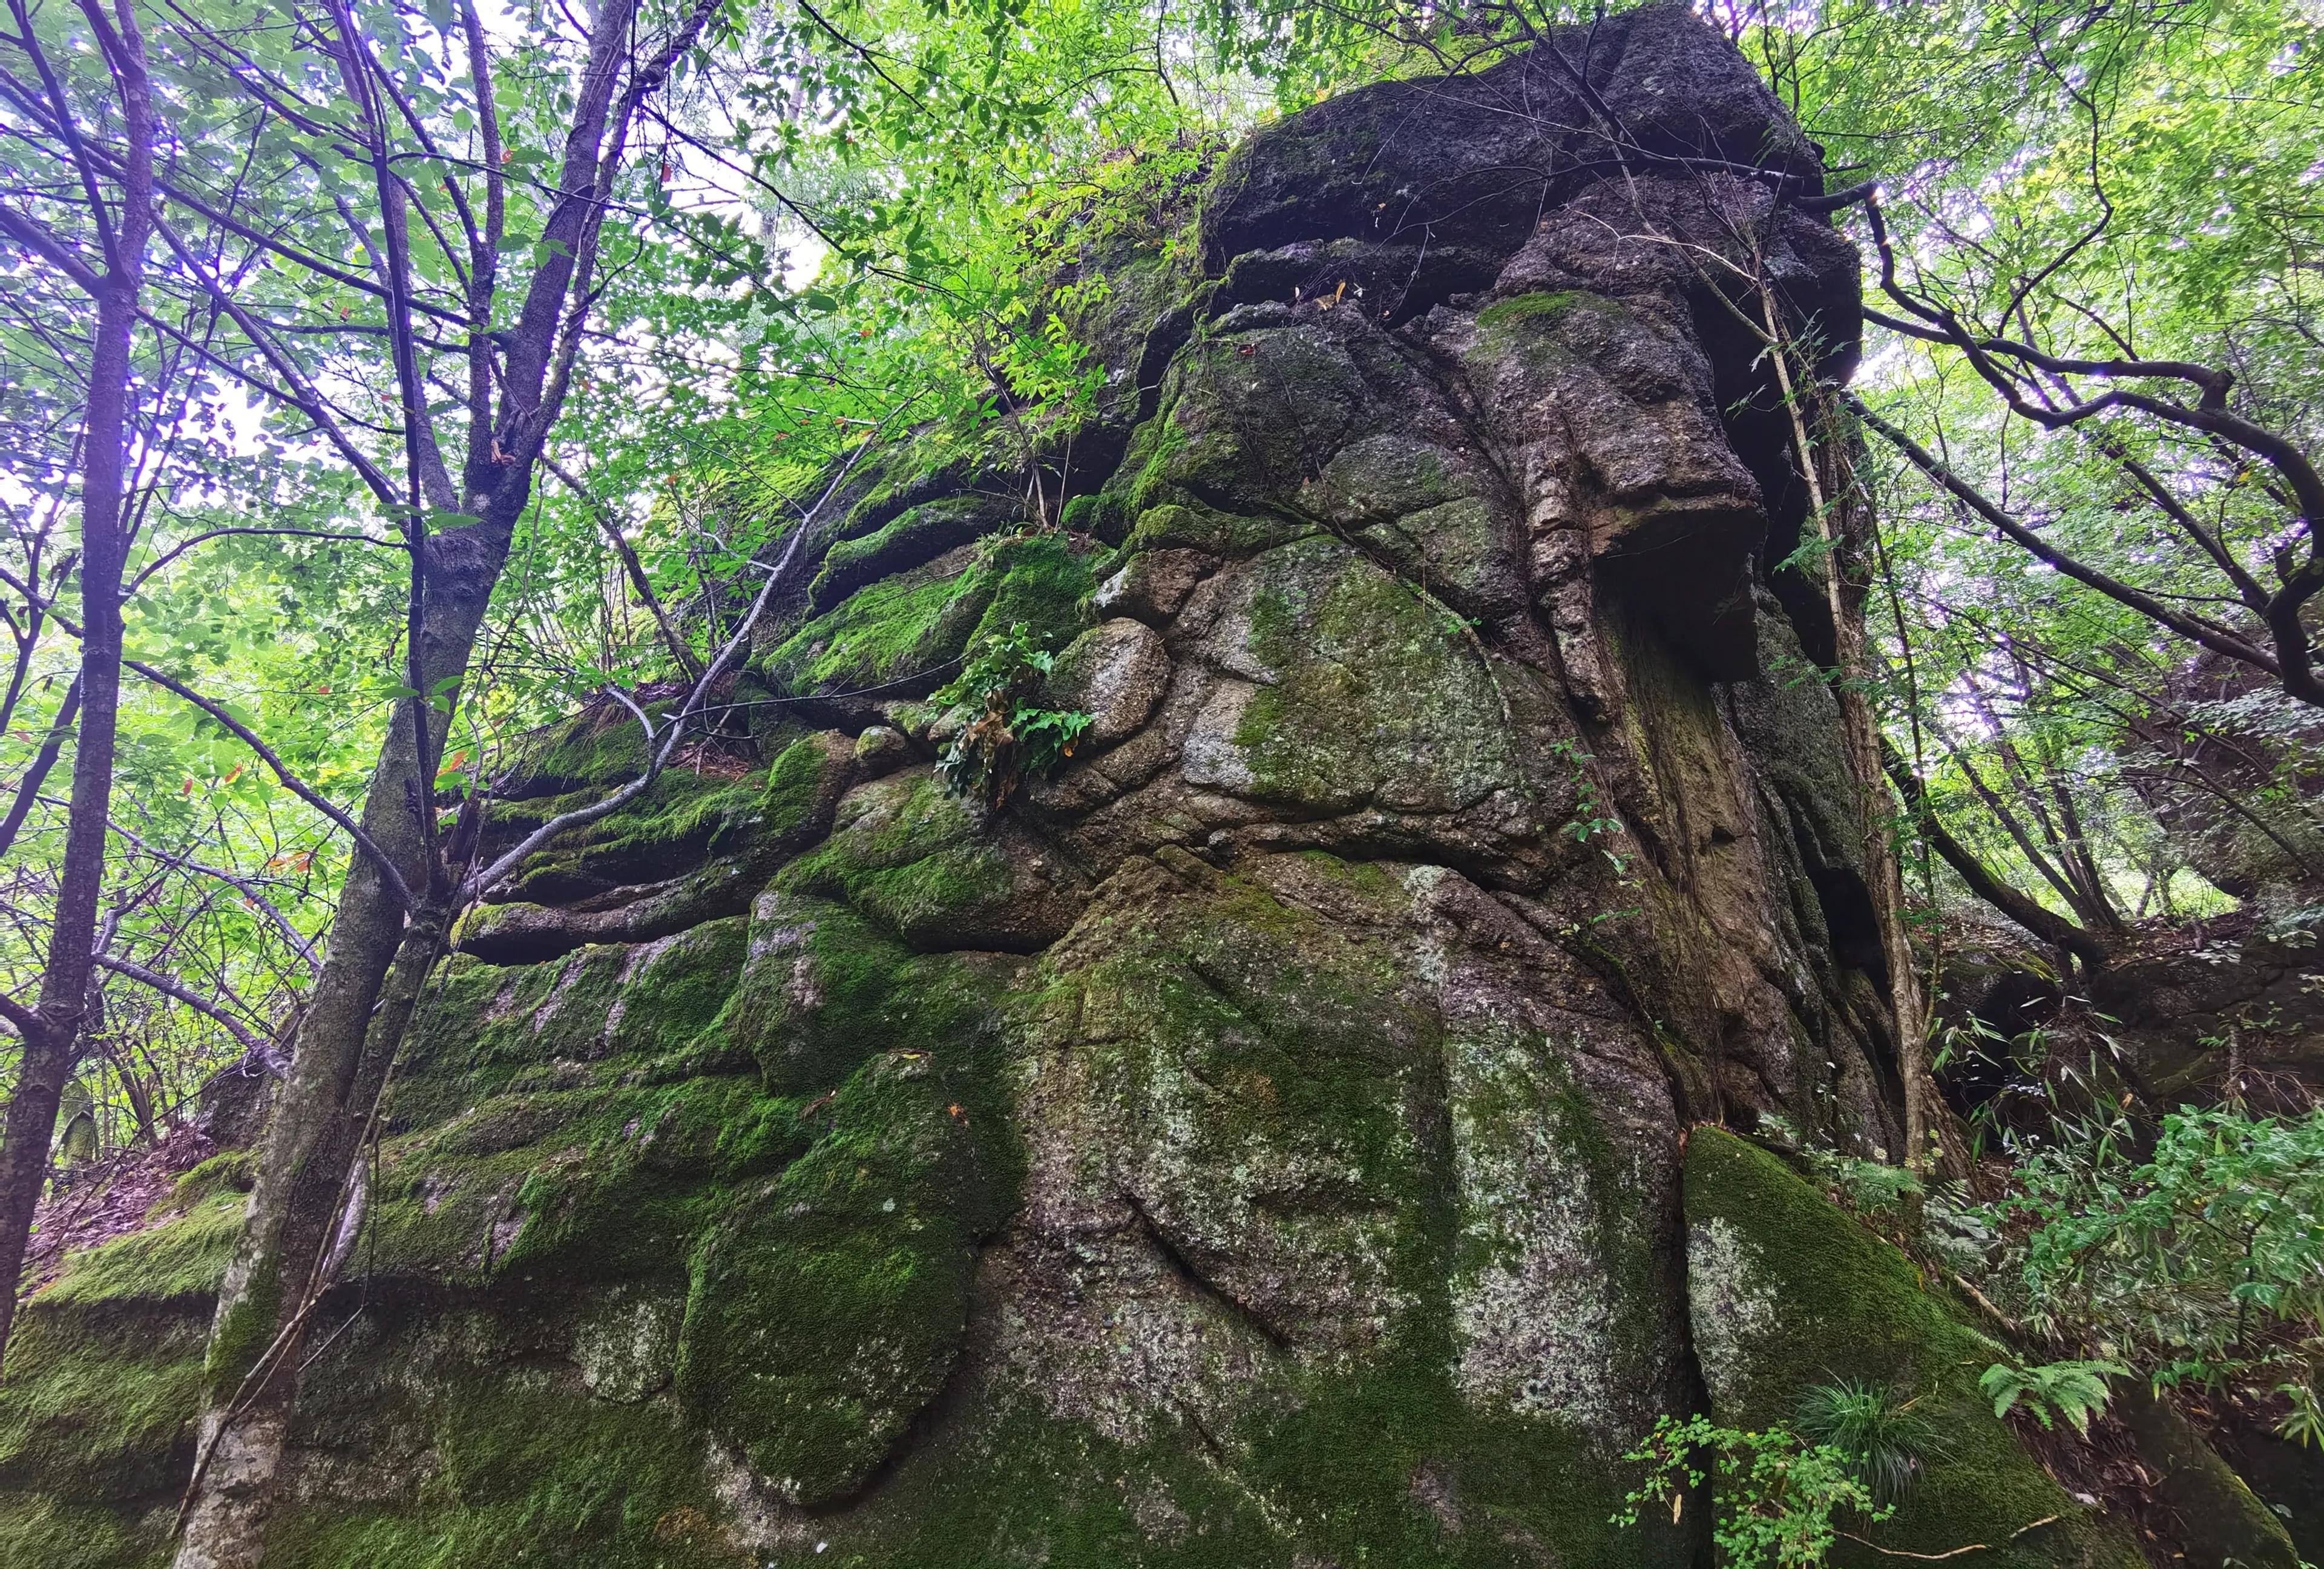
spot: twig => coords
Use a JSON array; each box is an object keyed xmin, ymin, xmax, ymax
[
  {"xmin": 90, "ymin": 952, "xmax": 271, "ymax": 1055},
  {"xmin": 1836, "ymin": 1532, "xmax": 1990, "ymax": 1560},
  {"xmin": 1837, "ymin": 1514, "xmax": 2063, "ymax": 1560},
  {"xmin": 123, "ymin": 657, "xmax": 416, "ymax": 912}
]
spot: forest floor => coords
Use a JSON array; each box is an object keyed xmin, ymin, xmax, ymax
[{"xmin": 16, "ymin": 1125, "xmax": 215, "ymax": 1298}]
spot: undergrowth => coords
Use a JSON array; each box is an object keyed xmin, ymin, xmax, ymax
[{"xmin": 932, "ymin": 620, "xmax": 1091, "ymax": 806}]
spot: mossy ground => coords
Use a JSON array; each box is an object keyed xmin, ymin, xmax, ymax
[
  {"xmin": 0, "ymin": 1192, "xmax": 248, "ymax": 1562},
  {"xmin": 39, "ymin": 1189, "xmax": 246, "ymax": 1308}
]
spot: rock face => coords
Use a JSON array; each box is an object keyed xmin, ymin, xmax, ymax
[{"xmin": 0, "ymin": 8, "xmax": 2169, "ymax": 1567}]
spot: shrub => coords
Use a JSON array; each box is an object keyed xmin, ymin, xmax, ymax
[{"xmin": 1615, "ymin": 1414, "xmax": 1889, "ymax": 1568}]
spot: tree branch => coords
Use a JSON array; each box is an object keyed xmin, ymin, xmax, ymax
[
  {"xmin": 1882, "ymin": 738, "xmax": 2110, "ymax": 969},
  {"xmin": 102, "ymin": 815, "xmax": 323, "ymax": 976},
  {"xmin": 93, "ymin": 951, "xmax": 271, "ymax": 1053},
  {"xmin": 0, "ymin": 197, "xmax": 100, "ymax": 294},
  {"xmin": 126, "ymin": 526, "xmax": 401, "ymax": 594},
  {"xmin": 123, "ymin": 657, "xmax": 416, "ymax": 911},
  {"xmin": 464, "ymin": 409, "xmax": 900, "ymax": 899},
  {"xmin": 542, "ymin": 455, "xmax": 700, "ymax": 679},
  {"xmin": 1848, "ymin": 393, "xmax": 2301, "ymax": 692},
  {"xmin": 0, "ymin": 673, "xmax": 77, "ymax": 860},
  {"xmin": 148, "ymin": 215, "xmax": 407, "ymax": 509}
]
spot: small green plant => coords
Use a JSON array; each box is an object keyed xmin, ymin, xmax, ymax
[
  {"xmin": 1544, "ymin": 738, "xmax": 1627, "ymax": 872},
  {"xmin": 1615, "ymin": 1413, "xmax": 1889, "ymax": 1568},
  {"xmin": 1794, "ymin": 1379, "xmax": 1935, "ymax": 1505},
  {"xmin": 1977, "ymin": 1357, "xmax": 2127, "ymax": 1435},
  {"xmin": 1821, "ymin": 1154, "xmax": 1924, "ymax": 1219},
  {"xmin": 1759, "ymin": 1116, "xmax": 1925, "ymax": 1223},
  {"xmin": 2277, "ymin": 1381, "xmax": 2324, "ymax": 1448},
  {"xmin": 932, "ymin": 621, "xmax": 1092, "ymax": 806}
]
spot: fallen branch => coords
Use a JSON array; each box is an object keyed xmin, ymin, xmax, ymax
[
  {"xmin": 1837, "ymin": 1533, "xmax": 1990, "ymax": 1560},
  {"xmin": 1837, "ymin": 1514, "xmax": 2064, "ymax": 1561}
]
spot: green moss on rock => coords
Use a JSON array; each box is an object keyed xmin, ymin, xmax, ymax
[
  {"xmin": 1472, "ymin": 288, "xmax": 1593, "ymax": 331},
  {"xmin": 169, "ymin": 1149, "xmax": 255, "ymax": 1208},
  {"xmin": 675, "ymin": 1045, "xmax": 1007, "ymax": 1507},
  {"xmin": 42, "ymin": 1191, "xmax": 246, "ymax": 1309},
  {"xmin": 767, "ymin": 565, "xmax": 991, "ymax": 696},
  {"xmin": 606, "ymin": 918, "xmax": 750, "ymax": 1059},
  {"xmin": 493, "ymin": 766, "xmax": 769, "ymax": 904},
  {"xmin": 1243, "ymin": 1356, "xmax": 1663, "ymax": 1568},
  {"xmin": 261, "ymin": 1312, "xmax": 753, "ymax": 1569},
  {"xmin": 810, "ymin": 495, "xmax": 1016, "ymax": 613},
  {"xmin": 764, "ymin": 530, "xmax": 1096, "ymax": 700},
  {"xmin": 721, "ymin": 890, "xmax": 1006, "ymax": 1105},
  {"xmin": 1683, "ymin": 1128, "xmax": 2144, "ymax": 1568},
  {"xmin": 760, "ymin": 730, "xmax": 856, "ymax": 845},
  {"xmin": 0, "ymin": 1297, "xmax": 209, "ymax": 1505},
  {"xmin": 0, "ymin": 1496, "xmax": 169, "ymax": 1569},
  {"xmin": 775, "ymin": 774, "xmax": 1017, "ymax": 947},
  {"xmin": 493, "ymin": 706, "xmax": 654, "ymax": 798},
  {"xmin": 1120, "ymin": 499, "xmax": 1308, "ymax": 557},
  {"xmin": 1193, "ymin": 537, "xmax": 1529, "ymax": 819}
]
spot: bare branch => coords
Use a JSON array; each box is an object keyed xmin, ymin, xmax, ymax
[
  {"xmin": 1848, "ymin": 393, "xmax": 2295, "ymax": 686},
  {"xmin": 0, "ymin": 674, "xmax": 77, "ymax": 860},
  {"xmin": 126, "ymin": 526, "xmax": 402, "ymax": 594},
  {"xmin": 464, "ymin": 408, "xmax": 905, "ymax": 900},
  {"xmin": 103, "ymin": 815, "xmax": 323, "ymax": 976},
  {"xmin": 0, "ymin": 197, "xmax": 100, "ymax": 294}
]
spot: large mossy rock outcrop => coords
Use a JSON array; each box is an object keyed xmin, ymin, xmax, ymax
[{"xmin": 0, "ymin": 6, "xmax": 2185, "ymax": 1566}]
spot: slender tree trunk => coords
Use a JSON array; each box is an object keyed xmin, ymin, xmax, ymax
[
  {"xmin": 0, "ymin": 185, "xmax": 144, "ymax": 1366},
  {"xmin": 174, "ymin": 528, "xmax": 500, "ymax": 1568},
  {"xmin": 2046, "ymin": 777, "xmax": 2124, "ymax": 933},
  {"xmin": 1759, "ymin": 298, "xmax": 1942, "ymax": 1177},
  {"xmin": 171, "ymin": 2, "xmax": 715, "ymax": 1550},
  {"xmin": 1826, "ymin": 479, "xmax": 1942, "ymax": 1177}
]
